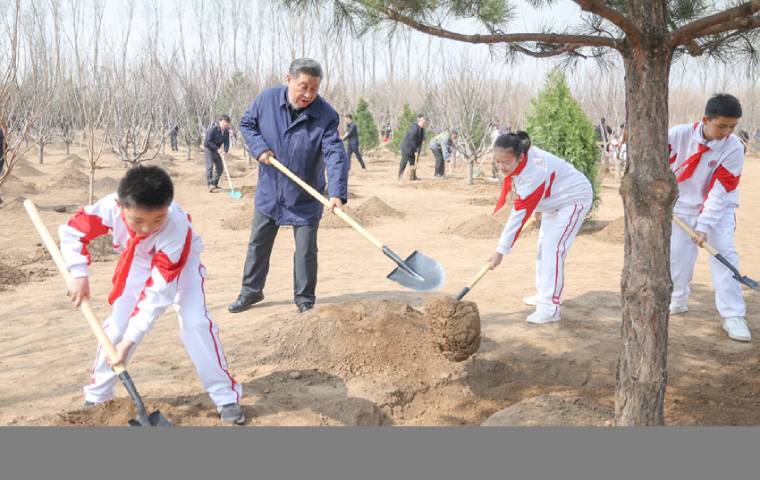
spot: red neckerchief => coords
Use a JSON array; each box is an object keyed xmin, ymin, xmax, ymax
[
  {"xmin": 108, "ymin": 213, "xmax": 148, "ymax": 305},
  {"xmin": 493, "ymin": 153, "xmax": 528, "ymax": 215}
]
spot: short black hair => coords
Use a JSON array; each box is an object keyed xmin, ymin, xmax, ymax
[
  {"xmin": 117, "ymin": 165, "xmax": 174, "ymax": 210},
  {"xmin": 417, "ymin": 113, "xmax": 425, "ymax": 119},
  {"xmin": 494, "ymin": 131, "xmax": 531, "ymax": 156},
  {"xmin": 219, "ymin": 114, "xmax": 231, "ymax": 123},
  {"xmin": 705, "ymin": 94, "xmax": 742, "ymax": 119},
  {"xmin": 345, "ymin": 114, "xmax": 353, "ymax": 120}
]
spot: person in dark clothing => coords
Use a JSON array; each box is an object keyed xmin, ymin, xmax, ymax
[
  {"xmin": 169, "ymin": 124, "xmax": 179, "ymax": 151},
  {"xmin": 0, "ymin": 126, "xmax": 5, "ymax": 175},
  {"xmin": 204, "ymin": 115, "xmax": 231, "ymax": 192},
  {"xmin": 229, "ymin": 58, "xmax": 348, "ymax": 315},
  {"xmin": 342, "ymin": 114, "xmax": 366, "ymax": 170},
  {"xmin": 399, "ymin": 114, "xmax": 426, "ymax": 180}
]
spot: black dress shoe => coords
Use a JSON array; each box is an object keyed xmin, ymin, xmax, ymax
[
  {"xmin": 297, "ymin": 302, "xmax": 314, "ymax": 313},
  {"xmin": 228, "ymin": 292, "xmax": 264, "ymax": 313}
]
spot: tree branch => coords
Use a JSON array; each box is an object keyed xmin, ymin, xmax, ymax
[
  {"xmin": 359, "ymin": 2, "xmax": 622, "ymax": 51},
  {"xmin": 668, "ymin": 1, "xmax": 760, "ymax": 47},
  {"xmin": 572, "ymin": 0, "xmax": 642, "ymax": 44}
]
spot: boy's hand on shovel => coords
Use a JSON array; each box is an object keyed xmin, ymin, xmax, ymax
[
  {"xmin": 692, "ymin": 230, "xmax": 707, "ymax": 247},
  {"xmin": 489, "ymin": 252, "xmax": 503, "ymax": 270},
  {"xmin": 108, "ymin": 339, "xmax": 135, "ymax": 368},
  {"xmin": 67, "ymin": 277, "xmax": 91, "ymax": 308}
]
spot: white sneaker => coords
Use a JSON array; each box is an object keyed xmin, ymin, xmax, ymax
[
  {"xmin": 669, "ymin": 301, "xmax": 688, "ymax": 315},
  {"xmin": 722, "ymin": 317, "xmax": 751, "ymax": 342},
  {"xmin": 527, "ymin": 309, "xmax": 561, "ymax": 324}
]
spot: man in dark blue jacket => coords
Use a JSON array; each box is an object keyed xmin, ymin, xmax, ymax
[
  {"xmin": 204, "ymin": 115, "xmax": 230, "ymax": 192},
  {"xmin": 342, "ymin": 114, "xmax": 366, "ymax": 170},
  {"xmin": 229, "ymin": 58, "xmax": 348, "ymax": 314},
  {"xmin": 399, "ymin": 114, "xmax": 426, "ymax": 180}
]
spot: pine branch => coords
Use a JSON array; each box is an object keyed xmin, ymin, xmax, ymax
[
  {"xmin": 572, "ymin": 0, "xmax": 641, "ymax": 44},
  {"xmin": 668, "ymin": 1, "xmax": 760, "ymax": 47}
]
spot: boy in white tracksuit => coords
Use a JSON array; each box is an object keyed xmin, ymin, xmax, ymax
[
  {"xmin": 59, "ymin": 165, "xmax": 245, "ymax": 423},
  {"xmin": 489, "ymin": 132, "xmax": 593, "ymax": 324},
  {"xmin": 667, "ymin": 93, "xmax": 750, "ymax": 342}
]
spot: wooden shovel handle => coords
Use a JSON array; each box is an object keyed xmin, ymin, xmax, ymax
[
  {"xmin": 268, "ymin": 156, "xmax": 383, "ymax": 250},
  {"xmin": 672, "ymin": 215, "xmax": 719, "ymax": 256},
  {"xmin": 23, "ymin": 199, "xmax": 125, "ymax": 373},
  {"xmin": 467, "ymin": 262, "xmax": 492, "ymax": 290}
]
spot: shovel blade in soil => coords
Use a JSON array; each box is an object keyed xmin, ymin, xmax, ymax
[
  {"xmin": 128, "ymin": 410, "xmax": 172, "ymax": 427},
  {"xmin": 387, "ymin": 250, "xmax": 445, "ymax": 292},
  {"xmin": 228, "ymin": 189, "xmax": 242, "ymax": 200}
]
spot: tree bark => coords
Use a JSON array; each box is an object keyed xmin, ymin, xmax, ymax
[
  {"xmin": 615, "ymin": 10, "xmax": 678, "ymax": 425},
  {"xmin": 88, "ymin": 168, "xmax": 95, "ymax": 205},
  {"xmin": 37, "ymin": 142, "xmax": 44, "ymax": 165}
]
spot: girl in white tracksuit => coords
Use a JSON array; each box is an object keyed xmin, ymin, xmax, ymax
[
  {"xmin": 59, "ymin": 166, "xmax": 244, "ymax": 422},
  {"xmin": 667, "ymin": 93, "xmax": 749, "ymax": 342},
  {"xmin": 489, "ymin": 132, "xmax": 593, "ymax": 324}
]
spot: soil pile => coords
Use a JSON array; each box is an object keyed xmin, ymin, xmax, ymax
[
  {"xmin": 592, "ymin": 216, "xmax": 624, "ymax": 244},
  {"xmin": 221, "ymin": 202, "xmax": 254, "ymax": 231},
  {"xmin": 447, "ymin": 214, "xmax": 503, "ymax": 239},
  {"xmin": 0, "ymin": 262, "xmax": 27, "ymax": 291},
  {"xmin": 88, "ymin": 235, "xmax": 119, "ymax": 262},
  {"xmin": 482, "ymin": 392, "xmax": 613, "ymax": 426},
  {"xmin": 53, "ymin": 397, "xmax": 222, "ymax": 427},
  {"xmin": 423, "ymin": 296, "xmax": 481, "ymax": 362},
  {"xmin": 94, "ymin": 176, "xmax": 119, "ymax": 192},
  {"xmin": 49, "ymin": 170, "xmax": 89, "ymax": 190},
  {"xmin": 58, "ymin": 154, "xmax": 87, "ymax": 169},
  {"xmin": 13, "ymin": 160, "xmax": 45, "ymax": 177},
  {"xmin": 355, "ymin": 196, "xmax": 404, "ymax": 220},
  {"xmin": 3, "ymin": 175, "xmax": 39, "ymax": 194},
  {"xmin": 256, "ymin": 300, "xmax": 462, "ymax": 408},
  {"xmin": 320, "ymin": 205, "xmax": 367, "ymax": 229}
]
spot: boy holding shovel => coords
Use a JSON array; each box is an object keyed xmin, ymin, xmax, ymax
[
  {"xmin": 59, "ymin": 165, "xmax": 244, "ymax": 424},
  {"xmin": 667, "ymin": 93, "xmax": 750, "ymax": 342}
]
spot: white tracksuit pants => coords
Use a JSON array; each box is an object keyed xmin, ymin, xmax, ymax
[
  {"xmin": 84, "ymin": 255, "xmax": 242, "ymax": 406},
  {"xmin": 533, "ymin": 201, "xmax": 590, "ymax": 316},
  {"xmin": 670, "ymin": 211, "xmax": 745, "ymax": 319}
]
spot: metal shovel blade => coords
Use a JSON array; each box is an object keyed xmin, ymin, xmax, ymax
[
  {"xmin": 128, "ymin": 410, "xmax": 172, "ymax": 427},
  {"xmin": 387, "ymin": 250, "xmax": 445, "ymax": 292},
  {"xmin": 228, "ymin": 189, "xmax": 242, "ymax": 200},
  {"xmin": 737, "ymin": 274, "xmax": 759, "ymax": 290}
]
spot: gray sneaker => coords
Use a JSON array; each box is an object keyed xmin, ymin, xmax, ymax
[
  {"xmin": 218, "ymin": 403, "xmax": 245, "ymax": 425},
  {"xmin": 83, "ymin": 401, "xmax": 96, "ymax": 409}
]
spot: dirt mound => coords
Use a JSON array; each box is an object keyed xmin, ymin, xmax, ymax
[
  {"xmin": 88, "ymin": 235, "xmax": 118, "ymax": 262},
  {"xmin": 49, "ymin": 170, "xmax": 89, "ymax": 190},
  {"xmin": 221, "ymin": 202, "xmax": 254, "ymax": 231},
  {"xmin": 257, "ymin": 300, "xmax": 464, "ymax": 409},
  {"xmin": 237, "ymin": 184, "xmax": 256, "ymax": 198},
  {"xmin": 320, "ymin": 205, "xmax": 368, "ymax": 229},
  {"xmin": 94, "ymin": 176, "xmax": 119, "ymax": 192},
  {"xmin": 347, "ymin": 191, "xmax": 360, "ymax": 200},
  {"xmin": 58, "ymin": 154, "xmax": 87, "ymax": 169},
  {"xmin": 423, "ymin": 296, "xmax": 481, "ymax": 362},
  {"xmin": 2, "ymin": 174, "xmax": 39, "ymax": 194},
  {"xmin": 482, "ymin": 392, "xmax": 613, "ymax": 426},
  {"xmin": 13, "ymin": 160, "xmax": 45, "ymax": 177},
  {"xmin": 447, "ymin": 214, "xmax": 503, "ymax": 239},
  {"xmin": 52, "ymin": 397, "xmax": 223, "ymax": 427},
  {"xmin": 0, "ymin": 196, "xmax": 26, "ymax": 212},
  {"xmin": 0, "ymin": 262, "xmax": 27, "ymax": 291},
  {"xmin": 355, "ymin": 196, "xmax": 404, "ymax": 220},
  {"xmin": 592, "ymin": 216, "xmax": 624, "ymax": 244}
]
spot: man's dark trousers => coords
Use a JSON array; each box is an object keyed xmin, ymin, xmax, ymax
[
  {"xmin": 240, "ymin": 209, "xmax": 318, "ymax": 307},
  {"xmin": 347, "ymin": 143, "xmax": 366, "ymax": 169},
  {"xmin": 205, "ymin": 149, "xmax": 224, "ymax": 187}
]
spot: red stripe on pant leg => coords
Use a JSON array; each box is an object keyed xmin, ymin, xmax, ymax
[
  {"xmin": 552, "ymin": 205, "xmax": 578, "ymax": 303},
  {"xmin": 198, "ymin": 264, "xmax": 239, "ymax": 404},
  {"xmin": 555, "ymin": 205, "xmax": 584, "ymax": 302}
]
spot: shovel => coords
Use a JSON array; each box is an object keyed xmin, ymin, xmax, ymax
[
  {"xmin": 220, "ymin": 154, "xmax": 242, "ymax": 199},
  {"xmin": 23, "ymin": 199, "xmax": 171, "ymax": 426},
  {"xmin": 267, "ymin": 157, "xmax": 444, "ymax": 291},
  {"xmin": 673, "ymin": 214, "xmax": 758, "ymax": 290}
]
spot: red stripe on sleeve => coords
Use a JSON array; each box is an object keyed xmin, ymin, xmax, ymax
[{"xmin": 705, "ymin": 165, "xmax": 740, "ymax": 199}]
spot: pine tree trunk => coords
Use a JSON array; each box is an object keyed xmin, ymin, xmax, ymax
[{"xmin": 615, "ymin": 13, "xmax": 678, "ymax": 425}]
